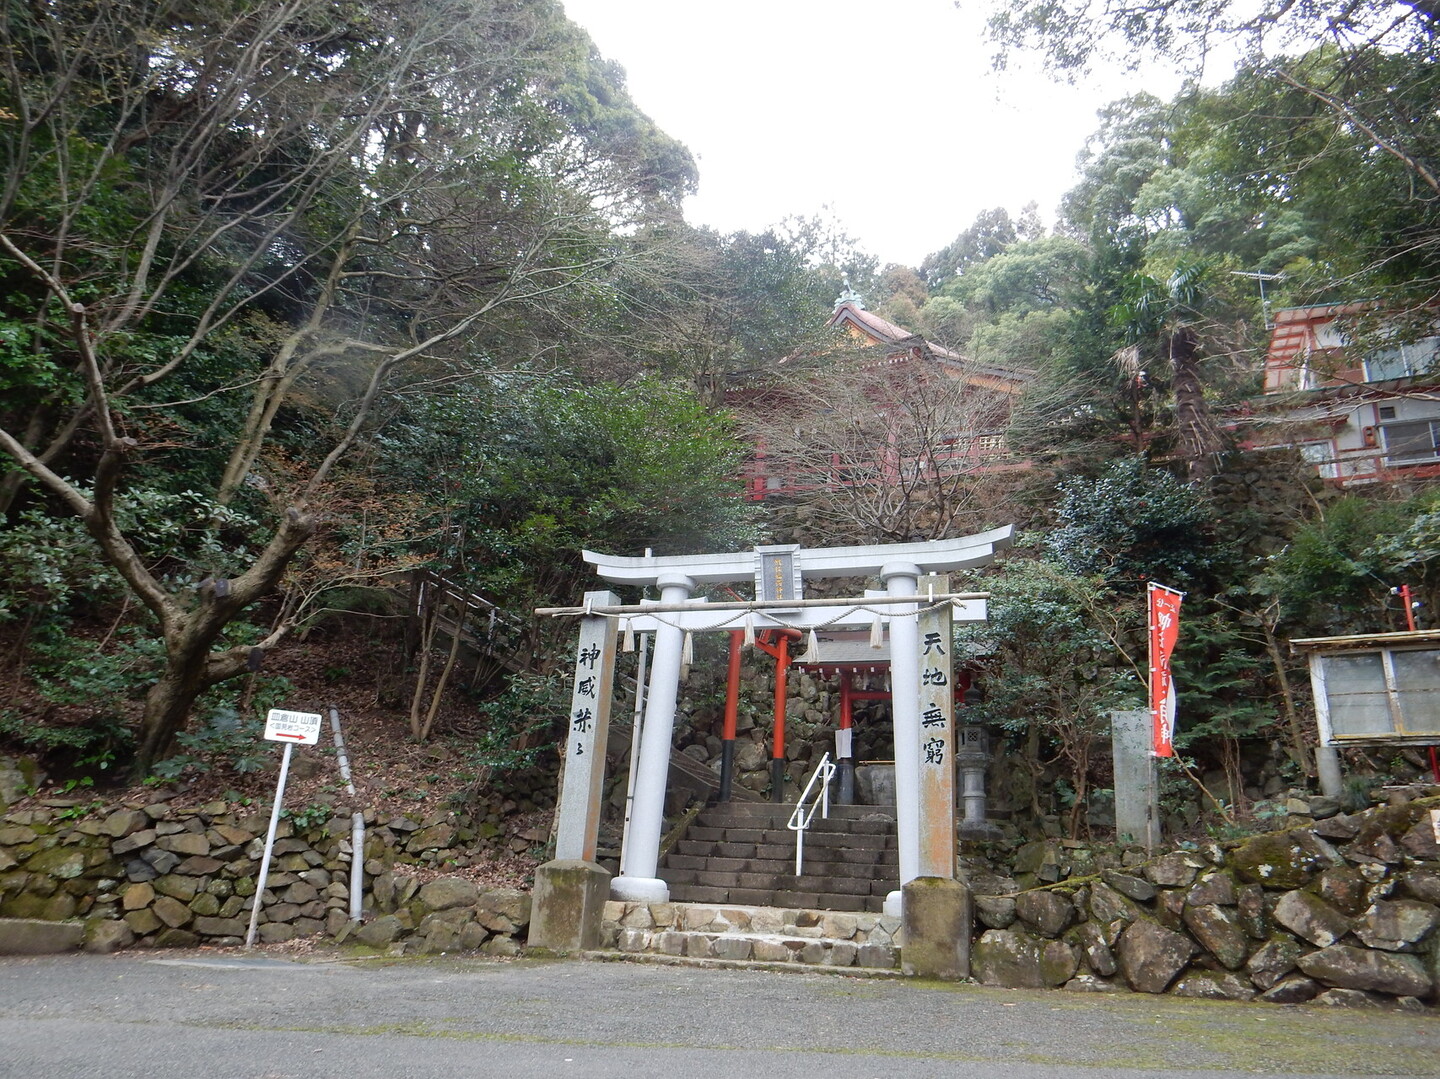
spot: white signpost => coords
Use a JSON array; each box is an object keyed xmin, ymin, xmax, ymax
[{"xmin": 245, "ymin": 708, "xmax": 323, "ymax": 947}]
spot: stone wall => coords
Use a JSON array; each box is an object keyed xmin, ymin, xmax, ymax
[
  {"xmin": 0, "ymin": 799, "xmax": 529, "ymax": 954},
  {"xmin": 969, "ymin": 795, "xmax": 1440, "ymax": 1007}
]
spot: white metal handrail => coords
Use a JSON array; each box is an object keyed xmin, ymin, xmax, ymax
[{"xmin": 787, "ymin": 752, "xmax": 836, "ymax": 876}]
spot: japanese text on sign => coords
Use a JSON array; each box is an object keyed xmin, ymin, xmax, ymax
[{"xmin": 263, "ymin": 709, "xmax": 322, "ymax": 745}]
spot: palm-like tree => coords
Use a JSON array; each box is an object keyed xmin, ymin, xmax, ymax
[{"xmin": 1110, "ymin": 260, "xmax": 1227, "ymax": 483}]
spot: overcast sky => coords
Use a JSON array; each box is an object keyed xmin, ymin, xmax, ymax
[{"xmin": 561, "ymin": 0, "xmax": 1195, "ymax": 269}]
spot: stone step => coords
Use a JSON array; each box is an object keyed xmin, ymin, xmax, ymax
[
  {"xmin": 701, "ymin": 802, "xmax": 895, "ymax": 821},
  {"xmin": 659, "ymin": 800, "xmax": 900, "ymax": 914},
  {"xmin": 664, "ymin": 851, "xmax": 898, "ymax": 875},
  {"xmin": 686, "ymin": 819, "xmax": 896, "ymax": 843},
  {"xmin": 674, "ymin": 832, "xmax": 894, "ymax": 857},
  {"xmin": 666, "ymin": 884, "xmax": 886, "ymax": 912},
  {"xmin": 668, "ymin": 869, "xmax": 892, "ymax": 897},
  {"xmin": 599, "ymin": 900, "xmax": 903, "ymax": 969}
]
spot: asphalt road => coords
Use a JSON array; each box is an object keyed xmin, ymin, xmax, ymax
[{"xmin": 0, "ymin": 951, "xmax": 1436, "ymax": 1079}]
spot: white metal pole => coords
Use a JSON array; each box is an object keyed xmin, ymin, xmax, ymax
[
  {"xmin": 619, "ymin": 630, "xmax": 649, "ymax": 877},
  {"xmin": 245, "ymin": 741, "xmax": 293, "ymax": 948},
  {"xmin": 328, "ymin": 706, "xmax": 365, "ymax": 922}
]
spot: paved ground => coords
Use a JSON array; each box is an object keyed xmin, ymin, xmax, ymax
[{"xmin": 0, "ymin": 951, "xmax": 1436, "ymax": 1078}]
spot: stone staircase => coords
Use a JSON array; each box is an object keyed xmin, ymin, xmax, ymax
[
  {"xmin": 660, "ymin": 800, "xmax": 899, "ymax": 913},
  {"xmin": 600, "ymin": 900, "xmax": 903, "ymax": 971}
]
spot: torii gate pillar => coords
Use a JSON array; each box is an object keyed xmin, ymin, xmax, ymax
[{"xmin": 610, "ymin": 573, "xmax": 695, "ymax": 903}]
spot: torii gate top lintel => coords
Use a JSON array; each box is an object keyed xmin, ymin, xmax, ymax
[{"xmin": 582, "ymin": 525, "xmax": 1015, "ymax": 588}]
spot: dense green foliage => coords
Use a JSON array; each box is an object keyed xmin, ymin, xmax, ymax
[{"xmin": 4, "ymin": 0, "xmax": 1439, "ymax": 822}]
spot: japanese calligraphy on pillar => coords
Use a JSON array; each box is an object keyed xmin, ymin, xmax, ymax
[
  {"xmin": 554, "ymin": 590, "xmax": 620, "ymax": 862},
  {"xmin": 916, "ymin": 574, "xmax": 956, "ymax": 878}
]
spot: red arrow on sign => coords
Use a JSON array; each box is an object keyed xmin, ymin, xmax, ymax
[{"xmin": 273, "ymin": 732, "xmax": 308, "ymax": 741}]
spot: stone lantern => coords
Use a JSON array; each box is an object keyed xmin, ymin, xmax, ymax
[{"xmin": 956, "ymin": 685, "xmax": 1002, "ymax": 841}]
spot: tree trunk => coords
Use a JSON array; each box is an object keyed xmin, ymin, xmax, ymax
[
  {"xmin": 1169, "ymin": 328, "xmax": 1224, "ymax": 483},
  {"xmin": 134, "ymin": 648, "xmax": 226, "ymax": 776}
]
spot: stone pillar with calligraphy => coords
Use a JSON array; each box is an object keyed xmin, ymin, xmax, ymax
[
  {"xmin": 901, "ymin": 574, "xmax": 972, "ymax": 979},
  {"xmin": 554, "ymin": 590, "xmax": 621, "ymax": 861},
  {"xmin": 915, "ymin": 574, "xmax": 956, "ymax": 879},
  {"xmin": 530, "ymin": 590, "xmax": 620, "ymax": 952}
]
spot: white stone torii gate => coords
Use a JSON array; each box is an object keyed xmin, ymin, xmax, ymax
[{"xmin": 543, "ymin": 527, "xmax": 1012, "ymax": 916}]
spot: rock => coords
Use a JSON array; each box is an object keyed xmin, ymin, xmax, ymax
[
  {"xmin": 1154, "ymin": 888, "xmax": 1186, "ymax": 932},
  {"xmin": 974, "ymin": 895, "xmax": 1015, "ymax": 929},
  {"xmin": 23, "ymin": 849, "xmax": 86, "ymax": 880},
  {"xmin": 1400, "ymin": 814, "xmax": 1440, "ymax": 860},
  {"xmin": 1273, "ymin": 890, "xmax": 1350, "ymax": 947},
  {"xmin": 156, "ymin": 832, "xmax": 210, "ymax": 857},
  {"xmin": 1317, "ymin": 866, "xmax": 1369, "ymax": 916},
  {"xmin": 84, "ymin": 918, "xmax": 134, "ymax": 953},
  {"xmin": 846, "ymin": 945, "xmax": 892, "ymax": 968},
  {"xmin": 1235, "ymin": 883, "xmax": 1267, "ymax": 939},
  {"xmin": 121, "ymin": 882, "xmax": 155, "ymax": 911},
  {"xmin": 124, "ymin": 858, "xmax": 157, "ymax": 883},
  {"xmin": 1245, "ymin": 937, "xmax": 1303, "ymax": 990},
  {"xmin": 1100, "ymin": 871, "xmax": 1156, "ymax": 902},
  {"xmin": 1313, "ymin": 814, "xmax": 1361, "ymax": 841},
  {"xmin": 152, "ymin": 875, "xmax": 199, "ymax": 903},
  {"xmin": 1313, "ymin": 988, "xmax": 1390, "ymax": 1008},
  {"xmin": 1342, "ymin": 822, "xmax": 1401, "ymax": 866},
  {"xmin": 417, "ymin": 875, "xmax": 478, "ymax": 910},
  {"xmin": 355, "ymin": 915, "xmax": 404, "ymax": 947},
  {"xmin": 1015, "ymin": 890, "xmax": 1074, "ymax": 938},
  {"xmin": 1307, "ymin": 796, "xmax": 1343, "ymax": 819},
  {"xmin": 101, "ymin": 810, "xmax": 150, "ymax": 839},
  {"xmin": 1063, "ymin": 974, "xmax": 1119, "ymax": 992},
  {"xmin": 193, "ymin": 916, "xmax": 246, "ymax": 937},
  {"xmin": 1087, "ymin": 882, "xmax": 1139, "ymax": 925},
  {"xmin": 1229, "ymin": 832, "xmax": 1334, "ymax": 890},
  {"xmin": 1171, "ymin": 971, "xmax": 1255, "ymax": 1000},
  {"xmin": 1040, "ymin": 940, "xmax": 1079, "ymax": 986},
  {"xmin": 188, "ymin": 893, "xmax": 220, "ymax": 917},
  {"xmin": 1116, "ymin": 919, "xmax": 1196, "ymax": 994},
  {"xmin": 734, "ymin": 741, "xmax": 767, "ymax": 772},
  {"xmin": 124, "ymin": 909, "xmax": 162, "ymax": 935},
  {"xmin": 1258, "ymin": 976, "xmax": 1320, "ymax": 1004},
  {"xmin": 1145, "ymin": 853, "xmax": 1201, "ymax": 888},
  {"xmin": 1352, "ymin": 899, "xmax": 1440, "ymax": 952},
  {"xmin": 476, "ymin": 889, "xmax": 531, "ymax": 932},
  {"xmin": 0, "ymin": 825, "xmax": 36, "ymax": 846},
  {"xmin": 151, "ymin": 896, "xmax": 193, "ymax": 929},
  {"xmin": 407, "ymin": 823, "xmax": 457, "ymax": 851},
  {"xmin": 152, "ymin": 928, "xmax": 199, "ymax": 948},
  {"xmin": 711, "ymin": 936, "xmax": 752, "ymax": 960},
  {"xmin": 1186, "ymin": 872, "xmax": 1236, "ymax": 907},
  {"xmin": 0, "ymin": 758, "xmax": 41, "ymax": 810},
  {"xmin": 1068, "ymin": 920, "xmax": 1117, "ymax": 977},
  {"xmin": 483, "ymin": 935, "xmax": 522, "ymax": 957},
  {"xmin": 140, "ymin": 848, "xmax": 179, "ymax": 875},
  {"xmin": 1297, "ymin": 944, "xmax": 1432, "ymax": 997},
  {"xmin": 1398, "ymin": 867, "xmax": 1440, "ymax": 906},
  {"xmin": 1182, "ymin": 904, "xmax": 1249, "ymax": 970},
  {"xmin": 972, "ymin": 929, "xmax": 1046, "ymax": 988},
  {"xmin": 1013, "ymin": 840, "xmax": 1061, "ymax": 882},
  {"xmin": 258, "ymin": 923, "xmax": 297, "ymax": 944}
]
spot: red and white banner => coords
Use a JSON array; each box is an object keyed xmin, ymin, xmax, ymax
[{"xmin": 1148, "ymin": 583, "xmax": 1184, "ymax": 758}]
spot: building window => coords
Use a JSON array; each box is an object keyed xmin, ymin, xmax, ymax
[
  {"xmin": 1363, "ymin": 336, "xmax": 1440, "ymax": 382},
  {"xmin": 1311, "ymin": 646, "xmax": 1440, "ymax": 743},
  {"xmin": 1380, "ymin": 418, "xmax": 1440, "ymax": 462}
]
